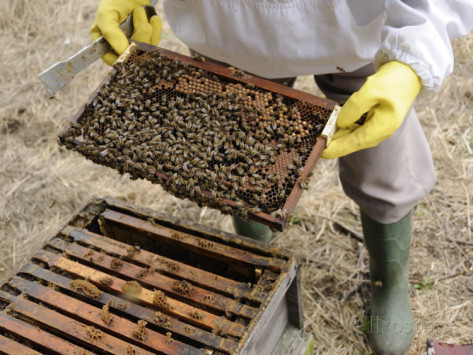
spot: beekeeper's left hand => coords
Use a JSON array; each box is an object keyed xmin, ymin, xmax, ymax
[{"xmin": 322, "ymin": 61, "xmax": 422, "ymax": 159}]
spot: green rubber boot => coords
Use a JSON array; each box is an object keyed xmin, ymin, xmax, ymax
[
  {"xmin": 232, "ymin": 216, "xmax": 273, "ymax": 243},
  {"xmin": 361, "ymin": 211, "xmax": 415, "ymax": 355}
]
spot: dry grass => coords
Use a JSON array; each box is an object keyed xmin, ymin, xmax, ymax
[{"xmin": 0, "ymin": 1, "xmax": 472, "ymax": 353}]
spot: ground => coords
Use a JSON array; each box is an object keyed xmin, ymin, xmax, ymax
[{"xmin": 0, "ymin": 1, "xmax": 472, "ymax": 354}]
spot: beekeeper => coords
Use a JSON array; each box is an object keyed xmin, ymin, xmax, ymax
[{"xmin": 91, "ymin": 1, "xmax": 473, "ymax": 354}]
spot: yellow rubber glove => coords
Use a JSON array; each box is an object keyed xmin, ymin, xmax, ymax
[
  {"xmin": 130, "ymin": 7, "xmax": 162, "ymax": 46},
  {"xmin": 322, "ymin": 61, "xmax": 422, "ymax": 159},
  {"xmin": 91, "ymin": 0, "xmax": 162, "ymax": 66}
]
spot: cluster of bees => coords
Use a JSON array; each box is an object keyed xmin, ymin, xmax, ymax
[{"xmin": 60, "ymin": 49, "xmax": 328, "ymax": 219}]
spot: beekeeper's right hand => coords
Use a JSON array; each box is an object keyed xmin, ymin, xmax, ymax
[
  {"xmin": 91, "ymin": 0, "xmax": 162, "ymax": 66},
  {"xmin": 322, "ymin": 61, "xmax": 421, "ymax": 159}
]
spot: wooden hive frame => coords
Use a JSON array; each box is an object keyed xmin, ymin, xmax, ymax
[
  {"xmin": 0, "ymin": 198, "xmax": 311, "ymax": 354},
  {"xmin": 59, "ymin": 42, "xmax": 340, "ymax": 232}
]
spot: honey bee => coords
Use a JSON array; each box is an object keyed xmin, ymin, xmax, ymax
[
  {"xmin": 299, "ymin": 178, "xmax": 310, "ymax": 190},
  {"xmin": 293, "ymin": 158, "xmax": 303, "ymax": 168},
  {"xmin": 193, "ymin": 55, "xmax": 206, "ymax": 62}
]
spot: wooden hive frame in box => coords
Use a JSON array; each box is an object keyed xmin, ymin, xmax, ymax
[
  {"xmin": 59, "ymin": 42, "xmax": 339, "ymax": 232},
  {"xmin": 0, "ymin": 198, "xmax": 313, "ymax": 354}
]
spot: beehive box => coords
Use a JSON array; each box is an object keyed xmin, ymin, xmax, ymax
[
  {"xmin": 0, "ymin": 198, "xmax": 312, "ymax": 354},
  {"xmin": 59, "ymin": 42, "xmax": 339, "ymax": 231}
]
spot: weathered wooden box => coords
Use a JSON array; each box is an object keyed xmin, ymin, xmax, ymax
[{"xmin": 0, "ymin": 198, "xmax": 312, "ymax": 354}]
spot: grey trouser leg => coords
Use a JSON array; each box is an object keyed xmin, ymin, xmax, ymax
[{"xmin": 315, "ymin": 65, "xmax": 436, "ymax": 223}]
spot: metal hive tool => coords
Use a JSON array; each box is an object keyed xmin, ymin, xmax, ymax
[
  {"xmin": 0, "ymin": 198, "xmax": 305, "ymax": 354},
  {"xmin": 59, "ymin": 43, "xmax": 339, "ymax": 231}
]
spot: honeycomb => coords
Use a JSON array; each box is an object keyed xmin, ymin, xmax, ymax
[
  {"xmin": 131, "ymin": 320, "xmax": 148, "ymax": 341},
  {"xmin": 60, "ymin": 46, "xmax": 332, "ymax": 219},
  {"xmin": 153, "ymin": 289, "xmax": 172, "ymax": 310},
  {"xmin": 100, "ymin": 302, "xmax": 113, "ymax": 325},
  {"xmin": 171, "ymin": 280, "xmax": 196, "ymax": 296},
  {"xmin": 69, "ymin": 279, "xmax": 102, "ymax": 299},
  {"xmin": 85, "ymin": 326, "xmax": 104, "ymax": 341}
]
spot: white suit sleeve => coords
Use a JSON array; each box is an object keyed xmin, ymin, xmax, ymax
[{"xmin": 374, "ymin": 0, "xmax": 473, "ymax": 96}]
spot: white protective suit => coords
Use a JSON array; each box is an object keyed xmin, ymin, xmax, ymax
[
  {"xmin": 163, "ymin": 0, "xmax": 473, "ymax": 96},
  {"xmin": 161, "ymin": 0, "xmax": 473, "ymax": 223}
]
